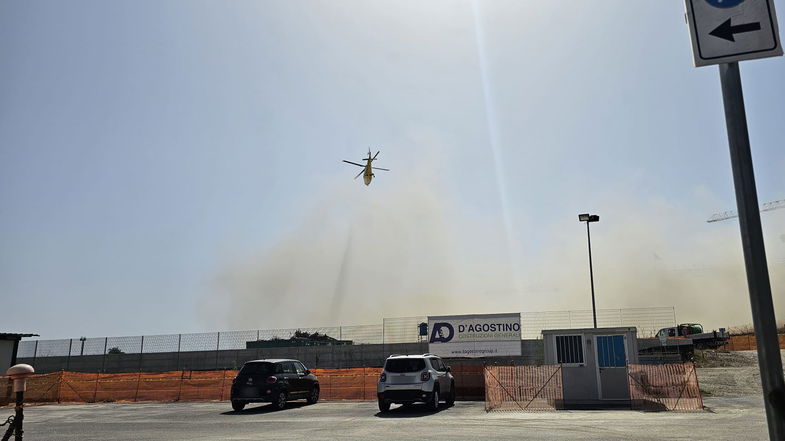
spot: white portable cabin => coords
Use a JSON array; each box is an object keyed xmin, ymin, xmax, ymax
[{"xmin": 542, "ymin": 327, "xmax": 638, "ymax": 408}]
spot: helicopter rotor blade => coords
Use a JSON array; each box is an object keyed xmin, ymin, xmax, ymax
[
  {"xmin": 343, "ymin": 160, "xmax": 365, "ymax": 167},
  {"xmin": 372, "ymin": 150, "xmax": 380, "ymax": 160},
  {"xmin": 354, "ymin": 169, "xmax": 365, "ymax": 179},
  {"xmin": 372, "ymin": 167, "xmax": 389, "ymax": 171}
]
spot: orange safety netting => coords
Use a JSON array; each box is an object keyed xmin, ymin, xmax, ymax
[
  {"xmin": 270, "ymin": 367, "xmax": 484, "ymax": 401},
  {"xmin": 484, "ymin": 365, "xmax": 563, "ymax": 411},
  {"xmin": 628, "ymin": 363, "xmax": 703, "ymax": 411},
  {"xmin": 1, "ymin": 371, "xmax": 237, "ymax": 405},
  {"xmin": 312, "ymin": 368, "xmax": 378, "ymax": 401},
  {"xmin": 721, "ymin": 334, "xmax": 785, "ymax": 351},
  {"xmin": 1, "ymin": 366, "xmax": 484, "ymax": 405},
  {"xmin": 451, "ymin": 365, "xmax": 485, "ymax": 400}
]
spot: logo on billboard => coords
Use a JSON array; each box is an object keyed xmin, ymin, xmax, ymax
[{"xmin": 429, "ymin": 322, "xmax": 454, "ymax": 343}]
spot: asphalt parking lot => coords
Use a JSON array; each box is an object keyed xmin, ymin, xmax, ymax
[{"xmin": 13, "ymin": 396, "xmax": 769, "ymax": 441}]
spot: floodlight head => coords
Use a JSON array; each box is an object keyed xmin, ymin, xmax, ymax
[
  {"xmin": 589, "ymin": 215, "xmax": 599, "ymax": 222},
  {"xmin": 578, "ymin": 213, "xmax": 600, "ymax": 223},
  {"xmin": 578, "ymin": 213, "xmax": 590, "ymax": 221}
]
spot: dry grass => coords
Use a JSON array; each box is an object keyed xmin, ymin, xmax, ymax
[
  {"xmin": 726, "ymin": 323, "xmax": 785, "ymax": 336},
  {"xmin": 693, "ymin": 349, "xmax": 758, "ymax": 368},
  {"xmin": 727, "ymin": 324, "xmax": 755, "ymax": 335}
]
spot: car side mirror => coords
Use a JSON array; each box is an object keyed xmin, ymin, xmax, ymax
[{"xmin": 304, "ymin": 369, "xmax": 311, "ymax": 375}]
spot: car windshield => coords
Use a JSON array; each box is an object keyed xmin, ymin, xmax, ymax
[
  {"xmin": 240, "ymin": 362, "xmax": 275, "ymax": 375},
  {"xmin": 385, "ymin": 358, "xmax": 426, "ymax": 373}
]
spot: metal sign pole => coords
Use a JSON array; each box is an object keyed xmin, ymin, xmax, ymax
[{"xmin": 718, "ymin": 61, "xmax": 785, "ymax": 440}]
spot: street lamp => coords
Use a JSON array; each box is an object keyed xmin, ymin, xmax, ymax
[
  {"xmin": 79, "ymin": 336, "xmax": 86, "ymax": 356},
  {"xmin": 578, "ymin": 213, "xmax": 600, "ymax": 328}
]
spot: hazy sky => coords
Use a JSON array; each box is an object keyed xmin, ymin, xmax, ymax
[{"xmin": 1, "ymin": 0, "xmax": 783, "ymax": 339}]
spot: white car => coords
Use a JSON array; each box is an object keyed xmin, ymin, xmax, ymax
[{"xmin": 376, "ymin": 353, "xmax": 455, "ymax": 412}]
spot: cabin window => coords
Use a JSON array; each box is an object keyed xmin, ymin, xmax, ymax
[{"xmin": 555, "ymin": 335, "xmax": 584, "ymax": 365}]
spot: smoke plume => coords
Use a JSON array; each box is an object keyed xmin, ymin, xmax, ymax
[{"xmin": 209, "ymin": 172, "xmax": 784, "ymax": 333}]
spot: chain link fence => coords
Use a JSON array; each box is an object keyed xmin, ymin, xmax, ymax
[
  {"xmin": 18, "ymin": 307, "xmax": 675, "ymax": 361},
  {"xmin": 520, "ymin": 307, "xmax": 676, "ymax": 338}
]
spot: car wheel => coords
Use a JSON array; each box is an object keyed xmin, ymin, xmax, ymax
[
  {"xmin": 274, "ymin": 391, "xmax": 287, "ymax": 410},
  {"xmin": 378, "ymin": 398, "xmax": 391, "ymax": 413},
  {"xmin": 231, "ymin": 400, "xmax": 245, "ymax": 412},
  {"xmin": 446, "ymin": 382, "xmax": 455, "ymax": 406},
  {"xmin": 306, "ymin": 386, "xmax": 320, "ymax": 404},
  {"xmin": 429, "ymin": 388, "xmax": 440, "ymax": 411}
]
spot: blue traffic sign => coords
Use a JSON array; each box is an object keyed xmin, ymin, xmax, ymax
[{"xmin": 705, "ymin": 0, "xmax": 745, "ymax": 8}]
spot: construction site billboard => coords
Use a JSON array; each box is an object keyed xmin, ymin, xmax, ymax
[{"xmin": 427, "ymin": 313, "xmax": 522, "ymax": 358}]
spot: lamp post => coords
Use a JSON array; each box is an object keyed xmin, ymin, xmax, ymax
[
  {"xmin": 578, "ymin": 213, "xmax": 600, "ymax": 328},
  {"xmin": 79, "ymin": 337, "xmax": 86, "ymax": 356}
]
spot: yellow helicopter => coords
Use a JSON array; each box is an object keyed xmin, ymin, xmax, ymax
[{"xmin": 343, "ymin": 149, "xmax": 389, "ymax": 186}]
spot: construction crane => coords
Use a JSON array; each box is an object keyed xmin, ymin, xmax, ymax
[{"xmin": 707, "ymin": 199, "xmax": 785, "ymax": 223}]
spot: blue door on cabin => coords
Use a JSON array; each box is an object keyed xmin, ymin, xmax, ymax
[{"xmin": 596, "ymin": 335, "xmax": 629, "ymax": 400}]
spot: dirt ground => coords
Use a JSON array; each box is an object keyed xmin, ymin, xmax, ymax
[{"xmin": 696, "ymin": 349, "xmax": 785, "ymax": 397}]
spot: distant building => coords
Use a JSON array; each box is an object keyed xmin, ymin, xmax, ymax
[
  {"xmin": 0, "ymin": 333, "xmax": 38, "ymax": 372},
  {"xmin": 246, "ymin": 331, "xmax": 352, "ymax": 349}
]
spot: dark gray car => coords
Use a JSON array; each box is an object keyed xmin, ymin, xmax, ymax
[{"xmin": 231, "ymin": 359, "xmax": 319, "ymax": 411}]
